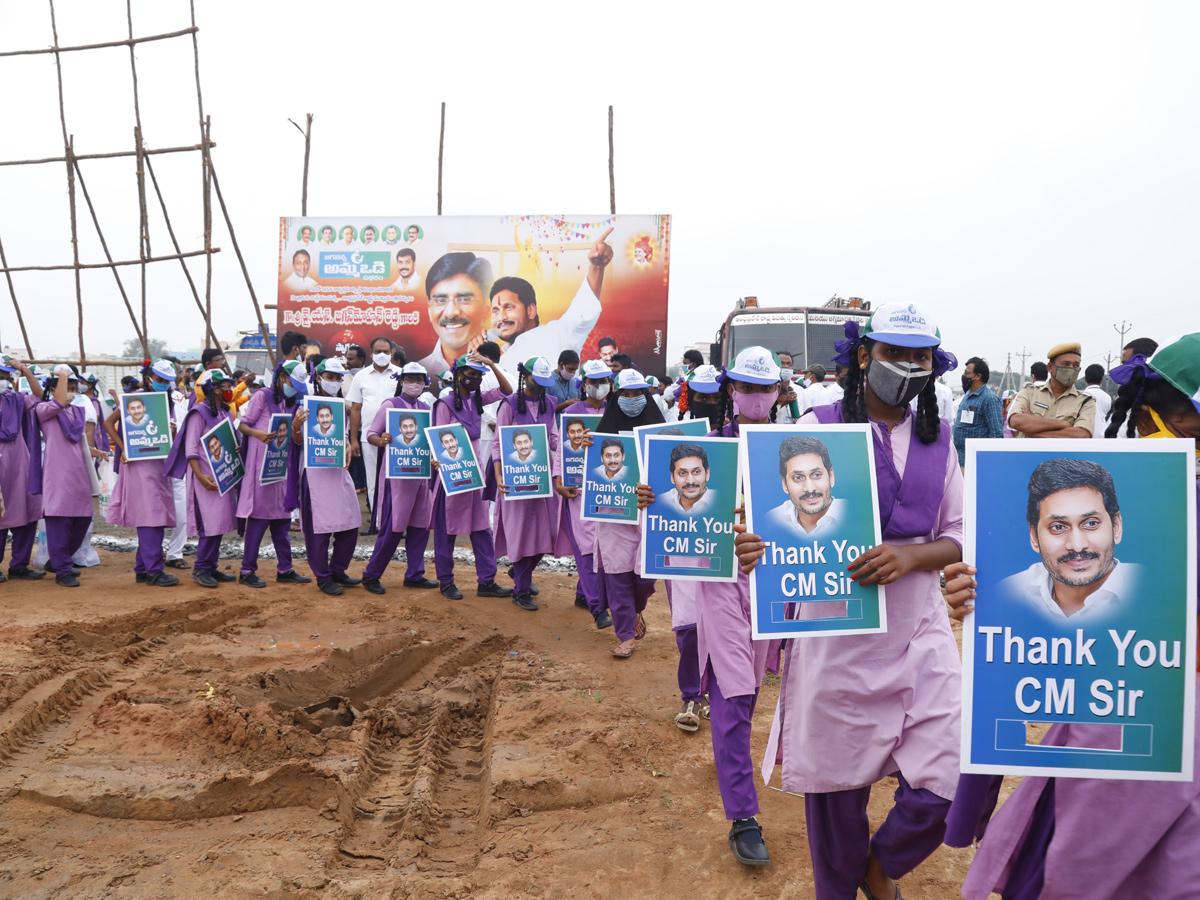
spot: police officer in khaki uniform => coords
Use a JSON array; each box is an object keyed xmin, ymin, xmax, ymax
[{"xmin": 1007, "ymin": 341, "xmax": 1096, "ymax": 438}]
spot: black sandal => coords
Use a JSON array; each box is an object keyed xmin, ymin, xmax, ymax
[{"xmin": 164, "ymin": 558, "xmax": 190, "ymax": 570}]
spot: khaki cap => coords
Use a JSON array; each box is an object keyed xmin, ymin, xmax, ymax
[{"xmin": 1047, "ymin": 341, "xmax": 1081, "ymax": 360}]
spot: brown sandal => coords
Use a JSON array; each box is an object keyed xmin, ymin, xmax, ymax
[
  {"xmin": 634, "ymin": 612, "xmax": 647, "ymax": 640},
  {"xmin": 611, "ymin": 641, "xmax": 635, "ymax": 659},
  {"xmin": 164, "ymin": 558, "xmax": 190, "ymax": 570},
  {"xmin": 675, "ymin": 700, "xmax": 701, "ymax": 732}
]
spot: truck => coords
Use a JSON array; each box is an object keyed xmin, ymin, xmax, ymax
[{"xmin": 709, "ymin": 295, "xmax": 873, "ymax": 378}]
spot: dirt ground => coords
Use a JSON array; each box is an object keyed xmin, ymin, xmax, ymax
[{"xmin": 0, "ymin": 545, "xmax": 1000, "ymax": 900}]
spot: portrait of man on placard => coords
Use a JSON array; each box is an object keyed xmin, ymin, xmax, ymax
[{"xmin": 765, "ymin": 434, "xmax": 845, "ymax": 539}]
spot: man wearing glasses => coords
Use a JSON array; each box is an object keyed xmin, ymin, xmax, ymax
[{"xmin": 416, "ymin": 252, "xmax": 495, "ymax": 377}]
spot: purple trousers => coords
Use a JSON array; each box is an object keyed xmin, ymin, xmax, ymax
[
  {"xmin": 45, "ymin": 515, "xmax": 91, "ymax": 576},
  {"xmin": 706, "ymin": 660, "xmax": 759, "ymax": 821},
  {"xmin": 511, "ymin": 553, "xmax": 543, "ymax": 593},
  {"xmin": 600, "ymin": 571, "xmax": 654, "ymax": 643},
  {"xmin": 303, "ymin": 522, "xmax": 357, "ymax": 583},
  {"xmin": 676, "ymin": 626, "xmax": 702, "ymax": 703},
  {"xmin": 195, "ymin": 535, "xmax": 222, "ymax": 571},
  {"xmin": 363, "ymin": 519, "xmax": 429, "ymax": 581},
  {"xmin": 134, "ymin": 526, "xmax": 165, "ymax": 576},
  {"xmin": 241, "ymin": 517, "xmax": 294, "ymax": 575},
  {"xmin": 804, "ymin": 772, "xmax": 953, "ymax": 900},
  {"xmin": 563, "ymin": 508, "xmax": 603, "ymax": 614},
  {"xmin": 432, "ymin": 490, "xmax": 497, "ymax": 586},
  {"xmin": 0, "ymin": 522, "xmax": 38, "ymax": 572}
]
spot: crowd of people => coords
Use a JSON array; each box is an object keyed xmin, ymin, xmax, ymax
[{"xmin": 1, "ymin": 302, "xmax": 1196, "ymax": 900}]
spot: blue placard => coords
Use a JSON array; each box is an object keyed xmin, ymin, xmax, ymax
[
  {"xmin": 499, "ymin": 423, "xmax": 552, "ymax": 499},
  {"xmin": 559, "ymin": 413, "xmax": 602, "ymax": 489},
  {"xmin": 260, "ymin": 413, "xmax": 291, "ymax": 485},
  {"xmin": 119, "ymin": 391, "xmax": 173, "ymax": 461},
  {"xmin": 640, "ymin": 435, "xmax": 739, "ymax": 582},
  {"xmin": 632, "ymin": 418, "xmax": 711, "ymax": 473},
  {"xmin": 200, "ymin": 418, "xmax": 245, "ymax": 497},
  {"xmin": 742, "ymin": 424, "xmax": 887, "ymax": 639},
  {"xmin": 962, "ymin": 440, "xmax": 1197, "ymax": 781},
  {"xmin": 385, "ymin": 408, "xmax": 431, "ymax": 480},
  {"xmin": 581, "ymin": 433, "xmax": 640, "ymax": 525},
  {"xmin": 304, "ymin": 396, "xmax": 346, "ymax": 468},
  {"xmin": 425, "ymin": 423, "xmax": 484, "ymax": 495}
]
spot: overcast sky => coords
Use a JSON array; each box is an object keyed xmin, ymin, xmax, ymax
[{"xmin": 1, "ymin": 0, "xmax": 1196, "ymax": 375}]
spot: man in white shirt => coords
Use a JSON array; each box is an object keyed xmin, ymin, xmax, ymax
[
  {"xmin": 491, "ymin": 227, "xmax": 614, "ymax": 373},
  {"xmin": 1082, "ymin": 364, "xmax": 1112, "ymax": 439},
  {"xmin": 393, "ymin": 248, "xmax": 424, "ymax": 296},
  {"xmin": 764, "ymin": 435, "xmax": 845, "ymax": 541},
  {"xmin": 347, "ymin": 336, "xmax": 401, "ymax": 514},
  {"xmin": 659, "ymin": 443, "xmax": 720, "ymax": 516},
  {"xmin": 282, "ymin": 250, "xmax": 317, "ymax": 293},
  {"xmin": 909, "ymin": 377, "xmax": 955, "ymax": 419}
]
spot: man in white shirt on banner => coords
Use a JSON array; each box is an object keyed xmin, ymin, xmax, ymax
[
  {"xmin": 282, "ymin": 250, "xmax": 317, "ymax": 293},
  {"xmin": 347, "ymin": 335, "xmax": 401, "ymax": 519}
]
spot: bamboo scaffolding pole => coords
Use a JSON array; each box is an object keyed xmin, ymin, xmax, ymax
[
  {"xmin": 0, "ymin": 233, "xmax": 35, "ymax": 358},
  {"xmin": 608, "ymin": 105, "xmax": 616, "ymax": 215},
  {"xmin": 0, "ymin": 142, "xmax": 215, "ymax": 168},
  {"xmin": 191, "ymin": 1, "xmax": 215, "ymax": 351},
  {"xmin": 0, "ymin": 26, "xmax": 198, "ymax": 58},
  {"xmin": 127, "ymin": 0, "xmax": 151, "ymax": 346},
  {"xmin": 289, "ymin": 115, "xmax": 313, "ymax": 216},
  {"xmin": 437, "ymin": 102, "xmax": 445, "ymax": 214},
  {"xmin": 209, "ymin": 161, "xmax": 275, "ymax": 366},
  {"xmin": 143, "ymin": 155, "xmax": 220, "ymax": 350},
  {"xmin": 0, "ymin": 249, "xmax": 219, "ymax": 274}
]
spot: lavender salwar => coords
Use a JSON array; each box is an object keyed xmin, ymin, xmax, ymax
[
  {"xmin": 432, "ymin": 489, "xmax": 497, "ymax": 585},
  {"xmin": 362, "ymin": 398, "xmax": 433, "ymax": 582},
  {"xmin": 236, "ymin": 391, "xmax": 295, "ymax": 574}
]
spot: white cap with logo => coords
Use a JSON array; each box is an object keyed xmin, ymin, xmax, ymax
[
  {"xmin": 862, "ymin": 301, "xmax": 942, "ymax": 348},
  {"xmin": 581, "ymin": 359, "xmax": 613, "ymax": 380},
  {"xmin": 616, "ymin": 369, "xmax": 650, "ymax": 391},
  {"xmin": 727, "ymin": 346, "xmax": 782, "ymax": 385}
]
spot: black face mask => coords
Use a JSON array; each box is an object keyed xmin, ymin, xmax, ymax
[
  {"xmin": 866, "ymin": 359, "xmax": 931, "ymax": 407},
  {"xmin": 961, "ymin": 374, "xmax": 975, "ymax": 393},
  {"xmin": 690, "ymin": 400, "xmax": 720, "ymax": 423}
]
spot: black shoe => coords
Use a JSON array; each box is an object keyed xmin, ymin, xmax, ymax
[
  {"xmin": 191, "ymin": 569, "xmax": 218, "ymax": 588},
  {"xmin": 238, "ymin": 572, "xmax": 267, "ymax": 588},
  {"xmin": 529, "ymin": 583, "xmax": 539, "ymax": 596},
  {"xmin": 135, "ymin": 572, "xmax": 147, "ymax": 583},
  {"xmin": 476, "ymin": 580, "xmax": 512, "ymax": 598},
  {"xmin": 402, "ymin": 577, "xmax": 439, "ymax": 589},
  {"xmin": 332, "ymin": 572, "xmax": 361, "ymax": 586},
  {"xmin": 9, "ymin": 567, "xmax": 45, "ymax": 580},
  {"xmin": 55, "ymin": 573, "xmax": 80, "ymax": 588},
  {"xmin": 362, "ymin": 576, "xmax": 386, "ymax": 595},
  {"xmin": 728, "ymin": 817, "xmax": 770, "ymax": 866},
  {"xmin": 574, "ymin": 594, "xmax": 589, "ymax": 610},
  {"xmin": 211, "ymin": 570, "xmax": 236, "ymax": 583},
  {"xmin": 0, "ymin": 572, "xmax": 6, "ymax": 583},
  {"xmin": 440, "ymin": 583, "xmax": 463, "ymax": 600},
  {"xmin": 512, "ymin": 591, "xmax": 538, "ymax": 612},
  {"xmin": 47, "ymin": 566, "xmax": 81, "ymax": 578},
  {"xmin": 594, "ymin": 610, "xmax": 612, "ymax": 629},
  {"xmin": 146, "ymin": 571, "xmax": 179, "ymax": 587},
  {"xmin": 276, "ymin": 569, "xmax": 312, "ymax": 584},
  {"xmin": 319, "ymin": 580, "xmax": 344, "ymax": 596}
]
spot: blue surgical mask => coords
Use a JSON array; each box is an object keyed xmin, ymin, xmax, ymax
[
  {"xmin": 150, "ymin": 379, "xmax": 171, "ymax": 392},
  {"xmin": 617, "ymin": 395, "xmax": 646, "ymax": 417},
  {"xmin": 282, "ymin": 383, "xmax": 298, "ymax": 398}
]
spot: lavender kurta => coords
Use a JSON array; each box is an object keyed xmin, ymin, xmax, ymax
[
  {"xmin": 559, "ymin": 400, "xmax": 605, "ymax": 553},
  {"xmin": 697, "ymin": 572, "xmax": 780, "ymax": 698},
  {"xmin": 761, "ymin": 411, "xmax": 964, "ymax": 799},
  {"xmin": 368, "ymin": 396, "xmax": 433, "ymax": 532},
  {"xmin": 299, "ymin": 445, "xmax": 360, "ymax": 535},
  {"xmin": 235, "ymin": 389, "xmax": 293, "ymax": 520},
  {"xmin": 432, "ymin": 387, "xmax": 505, "ymax": 535},
  {"xmin": 491, "ymin": 396, "xmax": 570, "ymax": 560},
  {"xmin": 36, "ymin": 399, "xmax": 93, "ymax": 517},
  {"xmin": 0, "ymin": 392, "xmax": 42, "ymax": 527},
  {"xmin": 182, "ymin": 406, "xmax": 238, "ymax": 537},
  {"xmin": 106, "ymin": 391, "xmax": 175, "ymax": 528}
]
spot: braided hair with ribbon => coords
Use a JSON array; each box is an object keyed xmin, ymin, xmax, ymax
[
  {"xmin": 452, "ymin": 366, "xmax": 485, "ymax": 413},
  {"xmin": 515, "ymin": 361, "xmax": 547, "ymax": 416},
  {"xmin": 1104, "ymin": 354, "xmax": 1194, "ymax": 438}
]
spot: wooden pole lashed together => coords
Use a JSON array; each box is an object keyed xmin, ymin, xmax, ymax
[
  {"xmin": 437, "ymin": 101, "xmax": 445, "ymax": 215},
  {"xmin": 608, "ymin": 105, "xmax": 616, "ymax": 215},
  {"xmin": 0, "ymin": 234, "xmax": 34, "ymax": 358}
]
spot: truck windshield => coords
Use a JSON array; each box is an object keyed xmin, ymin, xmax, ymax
[{"xmin": 728, "ymin": 313, "xmax": 806, "ymax": 366}]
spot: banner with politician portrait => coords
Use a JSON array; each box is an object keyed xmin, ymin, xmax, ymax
[
  {"xmin": 640, "ymin": 435, "xmax": 739, "ymax": 582},
  {"xmin": 742, "ymin": 424, "xmax": 887, "ymax": 639},
  {"xmin": 259, "ymin": 413, "xmax": 292, "ymax": 485},
  {"xmin": 303, "ymin": 396, "xmax": 346, "ymax": 469},
  {"xmin": 425, "ymin": 423, "xmax": 484, "ymax": 496},
  {"xmin": 277, "ymin": 215, "xmax": 672, "ymax": 380},
  {"xmin": 559, "ymin": 413, "xmax": 602, "ymax": 489},
  {"xmin": 581, "ymin": 433, "xmax": 640, "ymax": 525},
  {"xmin": 633, "ymin": 419, "xmax": 712, "ymax": 473},
  {"xmin": 498, "ymin": 423, "xmax": 552, "ymax": 499},
  {"xmin": 200, "ymin": 419, "xmax": 244, "ymax": 497},
  {"xmin": 384, "ymin": 408, "xmax": 431, "ymax": 480},
  {"xmin": 119, "ymin": 391, "xmax": 172, "ymax": 461},
  {"xmin": 962, "ymin": 440, "xmax": 1197, "ymax": 781}
]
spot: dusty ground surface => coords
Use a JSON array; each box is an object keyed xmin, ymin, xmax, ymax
[{"xmin": 0, "ymin": 544, "xmax": 1001, "ymax": 900}]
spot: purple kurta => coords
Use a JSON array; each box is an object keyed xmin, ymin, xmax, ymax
[
  {"xmin": 182, "ymin": 406, "xmax": 238, "ymax": 537},
  {"xmin": 235, "ymin": 389, "xmax": 293, "ymax": 520},
  {"xmin": 36, "ymin": 399, "xmax": 93, "ymax": 517},
  {"xmin": 432, "ymin": 387, "xmax": 505, "ymax": 535},
  {"xmin": 368, "ymin": 396, "xmax": 433, "ymax": 533},
  {"xmin": 491, "ymin": 396, "xmax": 570, "ymax": 560},
  {"xmin": 761, "ymin": 410, "xmax": 964, "ymax": 799},
  {"xmin": 697, "ymin": 572, "xmax": 779, "ymax": 698},
  {"xmin": 299, "ymin": 447, "xmax": 360, "ymax": 535},
  {"xmin": 0, "ymin": 392, "xmax": 42, "ymax": 527},
  {"xmin": 106, "ymin": 392, "xmax": 175, "ymax": 528}
]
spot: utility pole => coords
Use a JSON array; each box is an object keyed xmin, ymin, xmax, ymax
[
  {"xmin": 608, "ymin": 105, "xmax": 615, "ymax": 215},
  {"xmin": 1016, "ymin": 346, "xmax": 1031, "ymax": 379},
  {"xmin": 1113, "ymin": 320, "xmax": 1132, "ymax": 355}
]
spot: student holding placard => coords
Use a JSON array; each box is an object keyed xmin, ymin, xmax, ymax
[
  {"xmin": 592, "ymin": 368, "xmax": 664, "ymax": 656},
  {"xmin": 944, "ymin": 333, "xmax": 1200, "ymax": 900},
  {"xmin": 361, "ymin": 363, "xmax": 436, "ymax": 594},
  {"xmin": 429, "ymin": 354, "xmax": 513, "ymax": 600},
  {"xmin": 234, "ymin": 360, "xmax": 310, "ymax": 588},
  {"xmin": 557, "ymin": 359, "xmax": 613, "ymax": 628},
  {"xmin": 736, "ymin": 304, "xmax": 963, "ymax": 900},
  {"xmin": 289, "ymin": 357, "xmax": 362, "ymax": 596},
  {"xmin": 0, "ymin": 356, "xmax": 48, "ymax": 581},
  {"xmin": 163, "ymin": 369, "xmax": 241, "ymax": 589},
  {"xmin": 102, "ymin": 360, "xmax": 179, "ymax": 587},
  {"xmin": 492, "ymin": 358, "xmax": 571, "ymax": 612}
]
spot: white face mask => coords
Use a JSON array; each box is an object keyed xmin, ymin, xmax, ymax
[
  {"xmin": 319, "ymin": 379, "xmax": 341, "ymax": 395},
  {"xmin": 559, "ymin": 366, "xmax": 574, "ymax": 381},
  {"xmin": 65, "ymin": 391, "xmax": 78, "ymax": 403},
  {"xmin": 373, "ymin": 352, "xmax": 390, "ymax": 368},
  {"xmin": 585, "ymin": 383, "xmax": 610, "ymax": 401},
  {"xmin": 780, "ymin": 368, "xmax": 794, "ymax": 383},
  {"xmin": 0, "ymin": 380, "xmax": 10, "ymax": 394}
]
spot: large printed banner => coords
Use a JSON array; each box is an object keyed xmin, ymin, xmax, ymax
[
  {"xmin": 278, "ymin": 215, "xmax": 672, "ymax": 379},
  {"xmin": 962, "ymin": 441, "xmax": 1197, "ymax": 781}
]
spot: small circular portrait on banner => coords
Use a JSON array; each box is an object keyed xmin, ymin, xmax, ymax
[
  {"xmin": 405, "ymin": 224, "xmax": 424, "ymax": 246},
  {"xmin": 339, "ymin": 224, "xmax": 358, "ymax": 245},
  {"xmin": 318, "ymin": 225, "xmax": 335, "ymax": 245},
  {"xmin": 382, "ymin": 224, "xmax": 402, "ymax": 245},
  {"xmin": 360, "ymin": 224, "xmax": 379, "ymax": 245},
  {"xmin": 297, "ymin": 225, "xmax": 315, "ymax": 244},
  {"xmin": 631, "ymin": 235, "xmax": 655, "ymax": 266}
]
